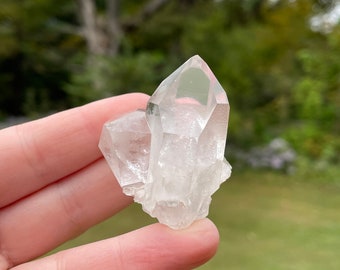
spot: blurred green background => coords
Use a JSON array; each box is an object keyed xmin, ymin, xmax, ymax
[
  {"xmin": 51, "ymin": 171, "xmax": 340, "ymax": 270},
  {"xmin": 1, "ymin": 0, "xmax": 340, "ymax": 269}
]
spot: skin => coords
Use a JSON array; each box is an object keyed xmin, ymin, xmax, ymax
[{"xmin": 0, "ymin": 93, "xmax": 219, "ymax": 270}]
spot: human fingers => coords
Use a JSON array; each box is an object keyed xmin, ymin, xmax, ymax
[
  {"xmin": 0, "ymin": 93, "xmax": 149, "ymax": 208},
  {"xmin": 0, "ymin": 159, "xmax": 132, "ymax": 268},
  {"xmin": 11, "ymin": 219, "xmax": 219, "ymax": 270}
]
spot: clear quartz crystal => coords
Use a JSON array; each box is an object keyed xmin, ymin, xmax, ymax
[{"xmin": 99, "ymin": 55, "xmax": 231, "ymax": 229}]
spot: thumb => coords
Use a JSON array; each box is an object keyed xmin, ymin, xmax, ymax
[{"xmin": 12, "ymin": 218, "xmax": 219, "ymax": 270}]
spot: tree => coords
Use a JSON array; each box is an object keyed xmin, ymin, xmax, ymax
[
  {"xmin": 0, "ymin": 0, "xmax": 339, "ymax": 165},
  {"xmin": 65, "ymin": 0, "xmax": 172, "ymax": 102},
  {"xmin": 0, "ymin": 0, "xmax": 74, "ymax": 116}
]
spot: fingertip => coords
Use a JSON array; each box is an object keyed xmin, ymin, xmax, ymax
[
  {"xmin": 142, "ymin": 218, "xmax": 220, "ymax": 269},
  {"xmin": 185, "ymin": 218, "xmax": 220, "ymax": 239},
  {"xmin": 172, "ymin": 218, "xmax": 220, "ymax": 268},
  {"xmin": 15, "ymin": 219, "xmax": 220, "ymax": 270},
  {"xmin": 123, "ymin": 92, "xmax": 150, "ymax": 108},
  {"xmin": 128, "ymin": 92, "xmax": 150, "ymax": 100},
  {"xmin": 190, "ymin": 218, "xmax": 220, "ymax": 255}
]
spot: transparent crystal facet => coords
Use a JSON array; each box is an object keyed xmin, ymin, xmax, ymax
[{"xmin": 99, "ymin": 55, "xmax": 231, "ymax": 229}]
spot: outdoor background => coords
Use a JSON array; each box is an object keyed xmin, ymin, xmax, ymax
[{"xmin": 1, "ymin": 0, "xmax": 340, "ymax": 269}]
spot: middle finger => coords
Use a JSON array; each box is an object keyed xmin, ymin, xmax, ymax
[{"xmin": 0, "ymin": 158, "xmax": 132, "ymax": 267}]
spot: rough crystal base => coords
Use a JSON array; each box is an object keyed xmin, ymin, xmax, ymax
[{"xmin": 99, "ymin": 55, "xmax": 231, "ymax": 229}]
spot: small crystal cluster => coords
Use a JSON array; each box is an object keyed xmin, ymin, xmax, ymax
[{"xmin": 99, "ymin": 55, "xmax": 231, "ymax": 229}]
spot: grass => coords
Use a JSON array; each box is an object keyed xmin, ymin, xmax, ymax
[{"xmin": 51, "ymin": 169, "xmax": 340, "ymax": 269}]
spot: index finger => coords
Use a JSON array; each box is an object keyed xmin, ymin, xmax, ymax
[{"xmin": 0, "ymin": 93, "xmax": 149, "ymax": 208}]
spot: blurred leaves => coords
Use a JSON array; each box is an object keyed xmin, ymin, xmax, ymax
[
  {"xmin": 65, "ymin": 51, "xmax": 165, "ymax": 104},
  {"xmin": 0, "ymin": 0, "xmax": 339, "ymax": 165}
]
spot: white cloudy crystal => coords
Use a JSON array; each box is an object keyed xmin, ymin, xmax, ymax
[{"xmin": 99, "ymin": 55, "xmax": 231, "ymax": 229}]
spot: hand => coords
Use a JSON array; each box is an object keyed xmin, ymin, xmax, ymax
[{"xmin": 0, "ymin": 93, "xmax": 219, "ymax": 270}]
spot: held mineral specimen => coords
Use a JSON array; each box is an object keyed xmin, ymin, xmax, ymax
[{"xmin": 99, "ymin": 55, "xmax": 231, "ymax": 229}]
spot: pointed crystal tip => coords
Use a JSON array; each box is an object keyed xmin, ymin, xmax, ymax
[{"xmin": 99, "ymin": 55, "xmax": 231, "ymax": 229}]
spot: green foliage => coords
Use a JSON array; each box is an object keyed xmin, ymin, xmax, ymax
[
  {"xmin": 293, "ymin": 78, "xmax": 325, "ymax": 119},
  {"xmin": 0, "ymin": 0, "xmax": 75, "ymax": 115},
  {"xmin": 51, "ymin": 170, "xmax": 340, "ymax": 269},
  {"xmin": 283, "ymin": 28, "xmax": 340, "ymax": 164},
  {"xmin": 0, "ymin": 0, "xmax": 339, "ymax": 167},
  {"xmin": 65, "ymin": 52, "xmax": 165, "ymax": 105}
]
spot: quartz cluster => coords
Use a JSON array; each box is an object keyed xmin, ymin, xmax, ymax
[{"xmin": 99, "ymin": 55, "xmax": 231, "ymax": 229}]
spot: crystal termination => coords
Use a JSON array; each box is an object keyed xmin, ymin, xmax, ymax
[{"xmin": 99, "ymin": 55, "xmax": 231, "ymax": 229}]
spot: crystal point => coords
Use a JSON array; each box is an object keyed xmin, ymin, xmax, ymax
[{"xmin": 99, "ymin": 55, "xmax": 231, "ymax": 229}]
